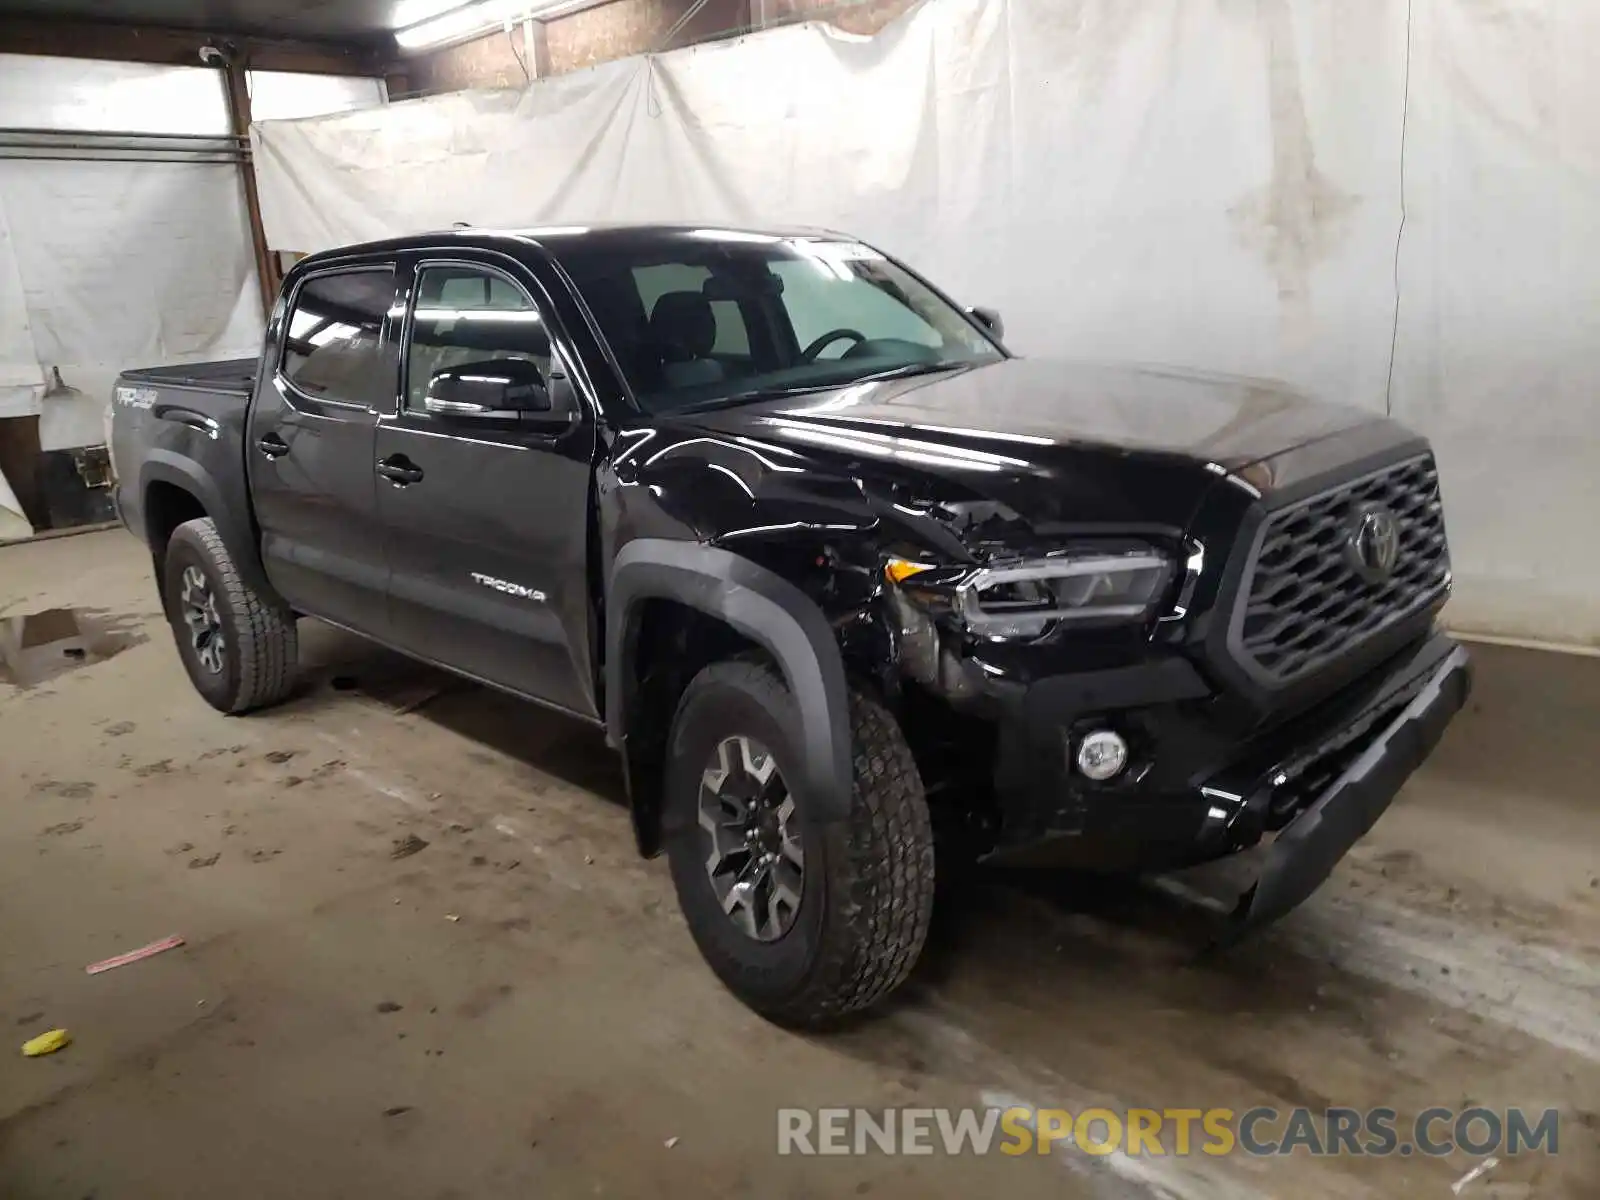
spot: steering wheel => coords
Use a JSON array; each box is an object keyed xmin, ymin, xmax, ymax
[{"xmin": 800, "ymin": 329, "xmax": 868, "ymax": 362}]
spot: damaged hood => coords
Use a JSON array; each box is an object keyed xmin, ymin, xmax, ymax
[
  {"xmin": 741, "ymin": 357, "xmax": 1382, "ymax": 470},
  {"xmin": 676, "ymin": 357, "xmax": 1409, "ymax": 543}
]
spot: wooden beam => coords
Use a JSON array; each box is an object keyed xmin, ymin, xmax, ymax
[
  {"xmin": 218, "ymin": 56, "xmax": 280, "ymax": 319},
  {"xmin": 529, "ymin": 19, "xmax": 552, "ymax": 78},
  {"xmin": 0, "ymin": 15, "xmax": 393, "ymax": 76}
]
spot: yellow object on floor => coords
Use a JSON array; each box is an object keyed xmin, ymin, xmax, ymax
[{"xmin": 20, "ymin": 1029, "xmax": 70, "ymax": 1057}]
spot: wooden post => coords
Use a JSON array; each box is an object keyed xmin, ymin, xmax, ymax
[
  {"xmin": 524, "ymin": 18, "xmax": 552, "ymax": 78},
  {"xmin": 219, "ymin": 56, "xmax": 280, "ymax": 321}
]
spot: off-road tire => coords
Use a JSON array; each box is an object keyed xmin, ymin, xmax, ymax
[
  {"xmin": 664, "ymin": 661, "xmax": 935, "ymax": 1027},
  {"xmin": 162, "ymin": 517, "xmax": 298, "ymax": 714}
]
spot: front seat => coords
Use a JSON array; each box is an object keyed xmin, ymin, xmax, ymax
[{"xmin": 649, "ymin": 291, "xmax": 726, "ymax": 388}]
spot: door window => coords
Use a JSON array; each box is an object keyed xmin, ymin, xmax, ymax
[
  {"xmin": 406, "ymin": 265, "xmax": 553, "ymax": 412},
  {"xmin": 281, "ymin": 267, "xmax": 396, "ymax": 406}
]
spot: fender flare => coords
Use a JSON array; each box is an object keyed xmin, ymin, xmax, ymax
[
  {"xmin": 606, "ymin": 538, "xmax": 853, "ymax": 829},
  {"xmin": 140, "ymin": 452, "xmax": 275, "ymax": 600}
]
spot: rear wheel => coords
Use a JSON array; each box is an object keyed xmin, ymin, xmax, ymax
[
  {"xmin": 162, "ymin": 517, "xmax": 298, "ymax": 714},
  {"xmin": 664, "ymin": 661, "xmax": 935, "ymax": 1027}
]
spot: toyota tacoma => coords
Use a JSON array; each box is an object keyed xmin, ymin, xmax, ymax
[{"xmin": 110, "ymin": 224, "xmax": 1470, "ymax": 1025}]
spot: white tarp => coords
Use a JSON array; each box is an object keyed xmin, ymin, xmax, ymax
[
  {"xmin": 1, "ymin": 155, "xmax": 42, "ymax": 541},
  {"xmin": 0, "ymin": 161, "xmax": 265, "ymax": 451},
  {"xmin": 253, "ymin": 0, "xmax": 1600, "ymax": 647},
  {"xmin": 0, "ymin": 55, "xmax": 265, "ymax": 452},
  {"xmin": 0, "ymin": 465, "xmax": 29, "ymax": 541},
  {"xmin": 247, "ymin": 71, "xmax": 386, "ymax": 123},
  {"xmin": 0, "ymin": 191, "xmax": 43, "ymax": 413}
]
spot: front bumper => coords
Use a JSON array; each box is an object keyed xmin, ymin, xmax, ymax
[
  {"xmin": 1226, "ymin": 639, "xmax": 1470, "ymax": 934},
  {"xmin": 982, "ymin": 630, "xmax": 1471, "ymax": 926}
]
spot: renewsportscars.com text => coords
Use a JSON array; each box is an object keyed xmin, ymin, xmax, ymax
[{"xmin": 777, "ymin": 1105, "xmax": 1560, "ymax": 1159}]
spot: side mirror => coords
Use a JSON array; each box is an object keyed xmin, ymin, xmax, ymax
[
  {"xmin": 968, "ymin": 306, "xmax": 1005, "ymax": 341},
  {"xmin": 424, "ymin": 359, "xmax": 555, "ymax": 421}
]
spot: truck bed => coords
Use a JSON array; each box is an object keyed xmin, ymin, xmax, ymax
[
  {"xmin": 120, "ymin": 358, "xmax": 258, "ymax": 395},
  {"xmin": 111, "ymin": 358, "xmax": 260, "ymax": 570}
]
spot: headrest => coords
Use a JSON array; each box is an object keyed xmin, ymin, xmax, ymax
[{"xmin": 649, "ymin": 291, "xmax": 717, "ymax": 361}]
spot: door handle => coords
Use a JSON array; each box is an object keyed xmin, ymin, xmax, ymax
[
  {"xmin": 376, "ymin": 455, "xmax": 424, "ymax": 486},
  {"xmin": 256, "ymin": 432, "xmax": 290, "ymax": 459}
]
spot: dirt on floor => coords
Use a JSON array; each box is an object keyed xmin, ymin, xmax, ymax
[{"xmin": 1, "ymin": 530, "xmax": 1597, "ymax": 1200}]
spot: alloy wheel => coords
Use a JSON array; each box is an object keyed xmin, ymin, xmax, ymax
[
  {"xmin": 180, "ymin": 565, "xmax": 226, "ymax": 675},
  {"xmin": 697, "ymin": 734, "xmax": 805, "ymax": 941}
]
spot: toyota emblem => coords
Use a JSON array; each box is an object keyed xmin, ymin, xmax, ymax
[{"xmin": 1348, "ymin": 505, "xmax": 1401, "ymax": 581}]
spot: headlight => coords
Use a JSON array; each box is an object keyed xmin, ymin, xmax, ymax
[{"xmin": 887, "ymin": 550, "xmax": 1172, "ymax": 639}]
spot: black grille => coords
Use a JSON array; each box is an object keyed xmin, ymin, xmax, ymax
[{"xmin": 1234, "ymin": 455, "xmax": 1449, "ymax": 684}]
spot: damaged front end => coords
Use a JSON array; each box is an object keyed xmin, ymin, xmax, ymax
[
  {"xmin": 626, "ymin": 407, "xmax": 1468, "ymax": 943},
  {"xmin": 881, "ymin": 547, "xmax": 1178, "ymax": 703},
  {"xmin": 853, "ymin": 458, "xmax": 1469, "ymax": 944}
]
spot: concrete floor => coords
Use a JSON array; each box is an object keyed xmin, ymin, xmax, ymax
[{"xmin": 1, "ymin": 529, "xmax": 1597, "ymax": 1199}]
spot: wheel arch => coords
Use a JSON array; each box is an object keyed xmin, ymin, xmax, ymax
[
  {"xmin": 140, "ymin": 452, "xmax": 274, "ymax": 603},
  {"xmin": 607, "ymin": 539, "xmax": 853, "ymax": 857}
]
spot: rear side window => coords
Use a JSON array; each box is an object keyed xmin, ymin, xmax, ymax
[{"xmin": 281, "ymin": 267, "xmax": 397, "ymax": 406}]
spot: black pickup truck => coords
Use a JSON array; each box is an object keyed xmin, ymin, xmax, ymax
[{"xmin": 111, "ymin": 224, "xmax": 1470, "ymax": 1025}]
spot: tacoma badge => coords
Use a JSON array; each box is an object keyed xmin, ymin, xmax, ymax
[{"xmin": 471, "ymin": 573, "xmax": 546, "ymax": 602}]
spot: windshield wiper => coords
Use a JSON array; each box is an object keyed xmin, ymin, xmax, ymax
[
  {"xmin": 848, "ymin": 361, "xmax": 974, "ymax": 386},
  {"xmin": 670, "ymin": 381, "xmax": 844, "ymax": 415}
]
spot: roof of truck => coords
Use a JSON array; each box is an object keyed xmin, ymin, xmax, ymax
[
  {"xmin": 296, "ymin": 222, "xmax": 856, "ymax": 267},
  {"xmin": 459, "ymin": 221, "xmax": 845, "ymax": 242}
]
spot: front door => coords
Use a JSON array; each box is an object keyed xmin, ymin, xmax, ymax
[
  {"xmin": 246, "ymin": 263, "xmax": 397, "ymax": 634},
  {"xmin": 375, "ymin": 255, "xmax": 599, "ymax": 718}
]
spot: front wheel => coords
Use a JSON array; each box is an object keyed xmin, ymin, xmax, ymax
[
  {"xmin": 162, "ymin": 517, "xmax": 298, "ymax": 714},
  {"xmin": 664, "ymin": 661, "xmax": 935, "ymax": 1027}
]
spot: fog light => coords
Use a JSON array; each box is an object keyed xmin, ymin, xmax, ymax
[{"xmin": 1075, "ymin": 730, "xmax": 1128, "ymax": 781}]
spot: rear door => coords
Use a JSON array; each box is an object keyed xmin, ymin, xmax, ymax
[
  {"xmin": 247, "ymin": 262, "xmax": 398, "ymax": 634},
  {"xmin": 374, "ymin": 250, "xmax": 599, "ymax": 719}
]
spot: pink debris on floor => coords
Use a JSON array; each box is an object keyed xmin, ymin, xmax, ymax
[{"xmin": 86, "ymin": 934, "xmax": 185, "ymax": 975}]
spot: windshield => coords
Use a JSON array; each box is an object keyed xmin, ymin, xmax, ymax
[{"xmin": 555, "ymin": 230, "xmax": 1005, "ymax": 414}]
